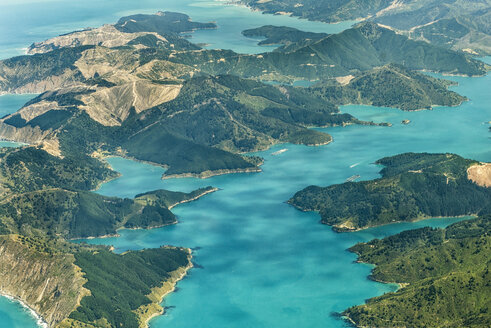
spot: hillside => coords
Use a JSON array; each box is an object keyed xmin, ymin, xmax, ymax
[
  {"xmin": 0, "ymin": 234, "xmax": 192, "ymax": 328},
  {"xmin": 1, "ymin": 73, "xmax": 372, "ymax": 177},
  {"xmin": 308, "ymin": 64, "xmax": 467, "ymax": 110},
  {"xmin": 238, "ymin": 0, "xmax": 491, "ymax": 55},
  {"xmin": 0, "ymin": 147, "xmax": 217, "ymax": 239},
  {"xmin": 0, "ymin": 17, "xmax": 481, "ymax": 178},
  {"xmin": 289, "ymin": 153, "xmax": 491, "ymax": 231},
  {"xmin": 27, "ymin": 11, "xmax": 215, "ymax": 55},
  {"xmin": 1, "ymin": 21, "xmax": 487, "ymax": 96},
  {"xmin": 242, "ymin": 25, "xmax": 328, "ymax": 52},
  {"xmin": 344, "ymin": 216, "xmax": 491, "ymax": 327}
]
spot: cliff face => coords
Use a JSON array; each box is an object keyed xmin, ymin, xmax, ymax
[{"xmin": 0, "ymin": 236, "xmax": 86, "ymax": 327}]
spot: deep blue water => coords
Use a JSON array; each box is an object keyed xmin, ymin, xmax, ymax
[{"xmin": 0, "ymin": 1, "xmax": 489, "ymax": 327}]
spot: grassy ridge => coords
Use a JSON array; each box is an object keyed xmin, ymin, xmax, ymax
[
  {"xmin": 289, "ymin": 153, "xmax": 491, "ymax": 230},
  {"xmin": 344, "ymin": 217, "xmax": 491, "ymax": 327}
]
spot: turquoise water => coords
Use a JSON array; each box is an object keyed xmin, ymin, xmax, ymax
[
  {"xmin": 0, "ymin": 0, "xmax": 489, "ymax": 326},
  {"xmin": 76, "ymin": 68, "xmax": 489, "ymax": 327},
  {"xmin": 0, "ymin": 0, "xmax": 354, "ymax": 59},
  {"xmin": 0, "ymin": 296, "xmax": 41, "ymax": 328},
  {"xmin": 0, "ymin": 94, "xmax": 36, "ymax": 117},
  {"xmin": 0, "ymin": 93, "xmax": 35, "ymax": 147}
]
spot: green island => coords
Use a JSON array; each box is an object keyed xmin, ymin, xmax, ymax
[
  {"xmin": 237, "ymin": 0, "xmax": 491, "ymax": 55},
  {"xmin": 289, "ymin": 153, "xmax": 491, "ymax": 231},
  {"xmin": 343, "ymin": 216, "xmax": 490, "ymax": 328},
  {"xmin": 241, "ymin": 25, "xmax": 328, "ymax": 52}
]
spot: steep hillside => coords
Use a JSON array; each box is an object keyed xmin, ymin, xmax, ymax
[
  {"xmin": 344, "ymin": 216, "xmax": 491, "ymax": 327},
  {"xmin": 0, "ymin": 235, "xmax": 86, "ymax": 327},
  {"xmin": 289, "ymin": 153, "xmax": 491, "ymax": 231},
  {"xmin": 0, "ymin": 234, "xmax": 192, "ymax": 328}
]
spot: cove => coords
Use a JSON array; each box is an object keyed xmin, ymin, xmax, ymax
[{"xmin": 76, "ymin": 66, "xmax": 490, "ymax": 327}]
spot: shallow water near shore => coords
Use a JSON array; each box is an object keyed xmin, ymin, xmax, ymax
[{"xmin": 0, "ymin": 0, "xmax": 490, "ymax": 325}]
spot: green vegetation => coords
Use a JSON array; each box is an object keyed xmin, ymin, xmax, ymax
[
  {"xmin": 169, "ymin": 22, "xmax": 488, "ymax": 78},
  {"xmin": 0, "ymin": 146, "xmax": 201, "ymax": 326},
  {"xmin": 0, "ymin": 233, "xmax": 192, "ymax": 328},
  {"xmin": 308, "ymin": 64, "xmax": 467, "ymax": 110},
  {"xmin": 289, "ymin": 153, "xmax": 491, "ymax": 230},
  {"xmin": 0, "ymin": 189, "xmax": 174, "ymax": 238},
  {"xmin": 0, "ymin": 147, "xmax": 217, "ymax": 238},
  {"xmin": 69, "ymin": 247, "xmax": 190, "ymax": 328},
  {"xmin": 0, "ymin": 147, "xmax": 117, "ymax": 194},
  {"xmin": 344, "ymin": 216, "xmax": 491, "ymax": 327},
  {"xmin": 135, "ymin": 186, "xmax": 216, "ymax": 209},
  {"xmin": 242, "ymin": 25, "xmax": 328, "ymax": 51},
  {"xmin": 239, "ymin": 0, "xmax": 491, "ymax": 54},
  {"xmin": 237, "ymin": 0, "xmax": 392, "ymax": 24},
  {"xmin": 115, "ymin": 11, "xmax": 216, "ymax": 35}
]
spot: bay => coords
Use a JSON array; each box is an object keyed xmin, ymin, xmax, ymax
[
  {"xmin": 82, "ymin": 64, "xmax": 490, "ymax": 327},
  {"xmin": 0, "ymin": 0, "xmax": 489, "ymax": 326}
]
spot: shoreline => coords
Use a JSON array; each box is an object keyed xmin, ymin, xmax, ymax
[
  {"xmin": 167, "ymin": 187, "xmax": 219, "ymax": 209},
  {"xmin": 162, "ymin": 167, "xmax": 261, "ymax": 180},
  {"xmin": 288, "ymin": 200, "xmax": 475, "ymax": 232},
  {"xmin": 138, "ymin": 249, "xmax": 194, "ymax": 328},
  {"xmin": 329, "ymin": 214, "xmax": 476, "ymax": 232},
  {"xmin": 0, "ymin": 291, "xmax": 48, "ymax": 328}
]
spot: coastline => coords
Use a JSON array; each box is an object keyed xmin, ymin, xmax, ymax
[
  {"xmin": 329, "ymin": 214, "xmax": 476, "ymax": 232},
  {"xmin": 0, "ymin": 292, "xmax": 48, "ymax": 328},
  {"xmin": 136, "ymin": 249, "xmax": 194, "ymax": 328},
  {"xmin": 167, "ymin": 187, "xmax": 219, "ymax": 209},
  {"xmin": 288, "ymin": 200, "xmax": 475, "ymax": 232},
  {"xmin": 162, "ymin": 167, "xmax": 261, "ymax": 180}
]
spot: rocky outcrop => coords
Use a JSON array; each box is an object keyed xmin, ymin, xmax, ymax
[
  {"xmin": 468, "ymin": 162, "xmax": 491, "ymax": 188},
  {"xmin": 0, "ymin": 121, "xmax": 51, "ymax": 144}
]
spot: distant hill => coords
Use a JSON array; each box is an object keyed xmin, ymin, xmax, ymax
[
  {"xmin": 237, "ymin": 0, "xmax": 491, "ymax": 55},
  {"xmin": 0, "ymin": 17, "xmax": 481, "ymax": 178}
]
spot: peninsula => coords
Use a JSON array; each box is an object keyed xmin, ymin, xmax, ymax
[{"xmin": 289, "ymin": 153, "xmax": 491, "ymax": 231}]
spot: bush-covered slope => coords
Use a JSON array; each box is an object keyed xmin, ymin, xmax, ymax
[
  {"xmin": 289, "ymin": 153, "xmax": 491, "ymax": 231},
  {"xmin": 309, "ymin": 64, "xmax": 467, "ymax": 110},
  {"xmin": 344, "ymin": 216, "xmax": 491, "ymax": 328},
  {"xmin": 68, "ymin": 247, "xmax": 190, "ymax": 328},
  {"xmin": 0, "ymin": 147, "xmax": 117, "ymax": 194},
  {"xmin": 0, "ymin": 234, "xmax": 192, "ymax": 328}
]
